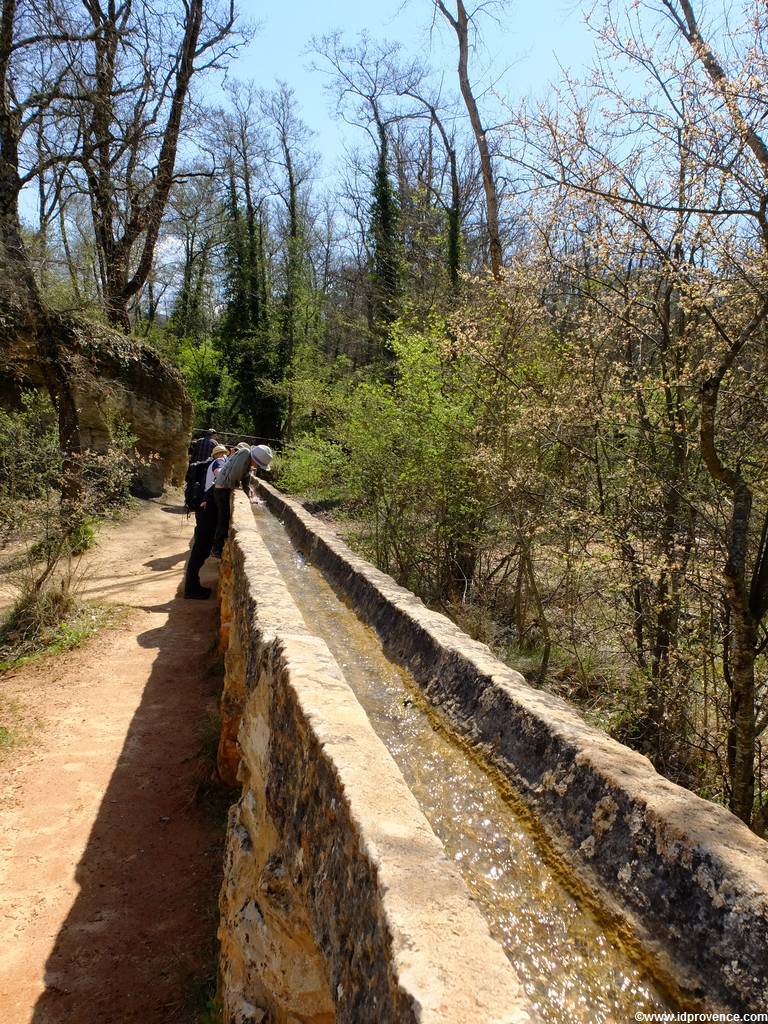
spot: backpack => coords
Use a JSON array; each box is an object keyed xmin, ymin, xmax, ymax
[{"xmin": 184, "ymin": 458, "xmax": 213, "ymax": 512}]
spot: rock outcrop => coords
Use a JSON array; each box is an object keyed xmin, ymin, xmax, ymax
[{"xmin": 0, "ymin": 294, "xmax": 191, "ymax": 495}]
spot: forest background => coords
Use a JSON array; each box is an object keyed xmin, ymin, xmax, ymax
[{"xmin": 2, "ymin": 0, "xmax": 768, "ymax": 836}]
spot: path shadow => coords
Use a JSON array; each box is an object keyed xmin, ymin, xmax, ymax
[
  {"xmin": 144, "ymin": 551, "xmax": 189, "ymax": 571},
  {"xmin": 78, "ymin": 570, "xmax": 185, "ymax": 601},
  {"xmin": 160, "ymin": 505, "xmax": 187, "ymax": 516},
  {"xmin": 31, "ymin": 564, "xmax": 231, "ymax": 1024},
  {"xmin": 133, "ymin": 599, "xmax": 180, "ymax": 616}
]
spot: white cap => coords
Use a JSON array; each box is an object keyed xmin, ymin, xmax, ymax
[{"xmin": 250, "ymin": 444, "xmax": 273, "ymax": 470}]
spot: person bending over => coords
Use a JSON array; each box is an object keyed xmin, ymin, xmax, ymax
[{"xmin": 211, "ymin": 444, "xmax": 273, "ymax": 559}]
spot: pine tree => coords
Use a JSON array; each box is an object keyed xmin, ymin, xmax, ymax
[
  {"xmin": 219, "ymin": 186, "xmax": 281, "ymax": 439},
  {"xmin": 369, "ymin": 124, "xmax": 402, "ymax": 349}
]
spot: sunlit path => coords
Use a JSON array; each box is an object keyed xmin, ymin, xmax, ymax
[{"xmin": 0, "ymin": 499, "xmax": 224, "ymax": 1024}]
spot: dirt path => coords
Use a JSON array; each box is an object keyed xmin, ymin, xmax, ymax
[{"xmin": 0, "ymin": 497, "xmax": 228, "ymax": 1024}]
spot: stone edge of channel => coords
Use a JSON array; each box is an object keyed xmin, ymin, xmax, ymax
[
  {"xmin": 255, "ymin": 480, "xmax": 768, "ymax": 1012},
  {"xmin": 228, "ymin": 490, "xmax": 535, "ymax": 1024}
]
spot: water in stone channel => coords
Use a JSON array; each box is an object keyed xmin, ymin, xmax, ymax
[{"xmin": 251, "ymin": 502, "xmax": 673, "ymax": 1023}]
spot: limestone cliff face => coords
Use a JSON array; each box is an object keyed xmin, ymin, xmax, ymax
[{"xmin": 0, "ymin": 310, "xmax": 192, "ymax": 496}]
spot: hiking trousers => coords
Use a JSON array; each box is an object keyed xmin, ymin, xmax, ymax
[
  {"xmin": 211, "ymin": 487, "xmax": 232, "ymax": 558},
  {"xmin": 185, "ymin": 498, "xmax": 218, "ymax": 589}
]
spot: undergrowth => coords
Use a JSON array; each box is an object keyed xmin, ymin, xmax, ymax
[{"xmin": 0, "ymin": 597, "xmax": 119, "ymax": 673}]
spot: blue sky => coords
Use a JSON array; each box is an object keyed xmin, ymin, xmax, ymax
[
  {"xmin": 229, "ymin": 0, "xmax": 596, "ymax": 181},
  {"xmin": 19, "ymin": 1, "xmax": 596, "ymax": 224}
]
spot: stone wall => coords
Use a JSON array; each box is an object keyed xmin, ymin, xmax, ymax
[
  {"xmin": 217, "ymin": 491, "xmax": 533, "ymax": 1024},
  {"xmin": 255, "ymin": 481, "xmax": 768, "ymax": 1013}
]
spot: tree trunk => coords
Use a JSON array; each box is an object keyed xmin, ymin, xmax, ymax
[
  {"xmin": 723, "ymin": 483, "xmax": 757, "ymax": 823},
  {"xmin": 281, "ymin": 137, "xmax": 300, "ymax": 438},
  {"xmin": 700, "ymin": 368, "xmax": 759, "ymax": 827},
  {"xmin": 0, "ymin": 0, "xmax": 83, "ymax": 485},
  {"xmin": 726, "ymin": 608, "xmax": 757, "ymax": 823},
  {"xmin": 83, "ymin": 0, "xmax": 219, "ymax": 331},
  {"xmin": 435, "ymin": 0, "xmax": 503, "ymax": 279}
]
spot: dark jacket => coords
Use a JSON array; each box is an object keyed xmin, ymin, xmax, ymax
[{"xmin": 188, "ymin": 435, "xmax": 216, "ymax": 463}]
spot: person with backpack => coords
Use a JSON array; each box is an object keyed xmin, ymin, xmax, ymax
[
  {"xmin": 184, "ymin": 444, "xmax": 228, "ymax": 599},
  {"xmin": 187, "ymin": 427, "xmax": 218, "ymax": 466},
  {"xmin": 211, "ymin": 444, "xmax": 273, "ymax": 559}
]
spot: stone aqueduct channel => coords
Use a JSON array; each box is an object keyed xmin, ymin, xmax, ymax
[{"xmin": 213, "ymin": 485, "xmax": 768, "ymax": 1023}]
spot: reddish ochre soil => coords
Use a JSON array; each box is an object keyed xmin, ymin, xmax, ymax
[{"xmin": 0, "ymin": 497, "xmax": 228, "ymax": 1024}]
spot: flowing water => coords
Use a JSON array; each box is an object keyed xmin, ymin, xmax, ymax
[{"xmin": 251, "ymin": 502, "xmax": 673, "ymax": 1023}]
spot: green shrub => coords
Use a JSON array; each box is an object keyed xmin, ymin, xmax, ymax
[
  {"xmin": 281, "ymin": 320, "xmax": 485, "ymax": 603},
  {"xmin": 67, "ymin": 519, "xmax": 97, "ymax": 555},
  {"xmin": 0, "ymin": 393, "xmax": 138, "ymax": 674},
  {"xmin": 0, "ymin": 391, "xmax": 60, "ymax": 538},
  {"xmin": 279, "ymin": 435, "xmax": 349, "ymax": 501},
  {"xmin": 0, "ymin": 587, "xmax": 78, "ymax": 659}
]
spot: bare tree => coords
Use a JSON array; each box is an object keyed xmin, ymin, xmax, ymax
[
  {"xmin": 312, "ymin": 33, "xmax": 411, "ymax": 345},
  {"xmin": 399, "ymin": 85, "xmax": 463, "ymax": 293},
  {"xmin": 166, "ymin": 171, "xmax": 222, "ymax": 342},
  {"xmin": 260, "ymin": 82, "xmax": 314, "ymax": 434},
  {"xmin": 507, "ymin": 0, "xmax": 768, "ymax": 829},
  {"xmin": 433, "ymin": 0, "xmax": 503, "ymax": 279},
  {"xmin": 71, "ymin": 0, "xmax": 238, "ymax": 329},
  {"xmin": 656, "ymin": 0, "xmax": 768, "ymax": 830},
  {"xmin": 0, "ymin": 0, "xmax": 92, "ymax": 488}
]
